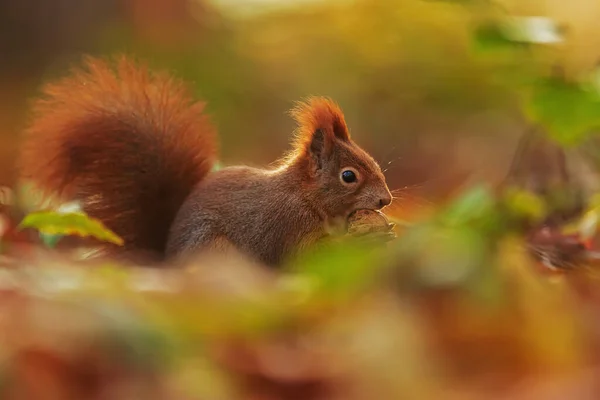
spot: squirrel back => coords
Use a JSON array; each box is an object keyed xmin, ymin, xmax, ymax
[{"xmin": 18, "ymin": 56, "xmax": 218, "ymax": 261}]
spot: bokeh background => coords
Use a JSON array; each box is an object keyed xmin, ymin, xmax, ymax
[
  {"xmin": 7, "ymin": 0, "xmax": 599, "ymax": 208},
  {"xmin": 5, "ymin": 2, "xmax": 600, "ymax": 399}
]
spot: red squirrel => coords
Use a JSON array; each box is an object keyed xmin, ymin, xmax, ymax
[{"xmin": 18, "ymin": 56, "xmax": 392, "ymax": 267}]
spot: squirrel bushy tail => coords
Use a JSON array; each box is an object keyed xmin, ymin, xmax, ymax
[{"xmin": 18, "ymin": 56, "xmax": 218, "ymax": 260}]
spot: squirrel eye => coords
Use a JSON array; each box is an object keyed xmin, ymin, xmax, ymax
[{"xmin": 341, "ymin": 169, "xmax": 357, "ymax": 184}]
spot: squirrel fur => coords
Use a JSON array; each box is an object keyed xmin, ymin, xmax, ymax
[{"xmin": 18, "ymin": 56, "xmax": 392, "ymax": 267}]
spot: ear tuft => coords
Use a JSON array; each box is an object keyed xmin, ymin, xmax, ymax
[{"xmin": 289, "ymin": 96, "xmax": 350, "ymax": 152}]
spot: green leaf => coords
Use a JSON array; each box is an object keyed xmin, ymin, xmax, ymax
[
  {"xmin": 472, "ymin": 17, "xmax": 562, "ymax": 54},
  {"xmin": 18, "ymin": 211, "xmax": 124, "ymax": 246},
  {"xmin": 501, "ymin": 187, "xmax": 547, "ymax": 223},
  {"xmin": 525, "ymin": 77, "xmax": 600, "ymax": 146},
  {"xmin": 441, "ymin": 184, "xmax": 495, "ymax": 226},
  {"xmin": 40, "ymin": 233, "xmax": 63, "ymax": 248},
  {"xmin": 291, "ymin": 240, "xmax": 385, "ymax": 302},
  {"xmin": 472, "ymin": 23, "xmax": 527, "ymax": 54}
]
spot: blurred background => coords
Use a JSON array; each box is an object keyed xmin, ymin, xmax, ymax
[
  {"xmin": 7, "ymin": 0, "xmax": 597, "ymax": 210},
  {"xmin": 6, "ymin": 2, "xmax": 600, "ymax": 399}
]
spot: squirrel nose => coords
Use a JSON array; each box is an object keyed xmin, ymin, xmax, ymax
[{"xmin": 378, "ymin": 193, "xmax": 392, "ymax": 208}]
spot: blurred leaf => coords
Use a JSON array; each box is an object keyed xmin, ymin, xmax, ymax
[
  {"xmin": 501, "ymin": 17, "xmax": 563, "ymax": 45},
  {"xmin": 502, "ymin": 187, "xmax": 547, "ymax": 223},
  {"xmin": 18, "ymin": 211, "xmax": 123, "ymax": 246},
  {"xmin": 291, "ymin": 240, "xmax": 387, "ymax": 302},
  {"xmin": 578, "ymin": 208, "xmax": 598, "ymax": 242},
  {"xmin": 585, "ymin": 67, "xmax": 600, "ymax": 97},
  {"xmin": 472, "ymin": 16, "xmax": 562, "ymax": 54},
  {"xmin": 465, "ymin": 251, "xmax": 506, "ymax": 307},
  {"xmin": 416, "ymin": 225, "xmax": 488, "ymax": 287},
  {"xmin": 440, "ymin": 184, "xmax": 495, "ymax": 226},
  {"xmin": 40, "ymin": 233, "xmax": 62, "ymax": 249},
  {"xmin": 576, "ymin": 195, "xmax": 600, "ymax": 241},
  {"xmin": 472, "ymin": 23, "xmax": 526, "ymax": 54},
  {"xmin": 525, "ymin": 77, "xmax": 600, "ymax": 146}
]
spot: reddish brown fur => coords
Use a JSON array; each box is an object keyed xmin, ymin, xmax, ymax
[
  {"xmin": 287, "ymin": 99, "xmax": 344, "ymax": 155},
  {"xmin": 18, "ymin": 56, "xmax": 390, "ymax": 267},
  {"xmin": 18, "ymin": 56, "xmax": 217, "ymax": 261},
  {"xmin": 168, "ymin": 96, "xmax": 392, "ymax": 266},
  {"xmin": 290, "ymin": 97, "xmax": 350, "ymax": 144}
]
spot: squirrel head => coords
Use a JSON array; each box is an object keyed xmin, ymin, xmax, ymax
[{"xmin": 289, "ymin": 97, "xmax": 392, "ymax": 219}]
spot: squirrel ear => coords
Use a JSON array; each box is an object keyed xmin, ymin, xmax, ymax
[
  {"xmin": 307, "ymin": 128, "xmax": 331, "ymax": 169},
  {"xmin": 290, "ymin": 96, "xmax": 350, "ymax": 146},
  {"xmin": 289, "ymin": 97, "xmax": 350, "ymax": 170},
  {"xmin": 329, "ymin": 111, "xmax": 350, "ymax": 142}
]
